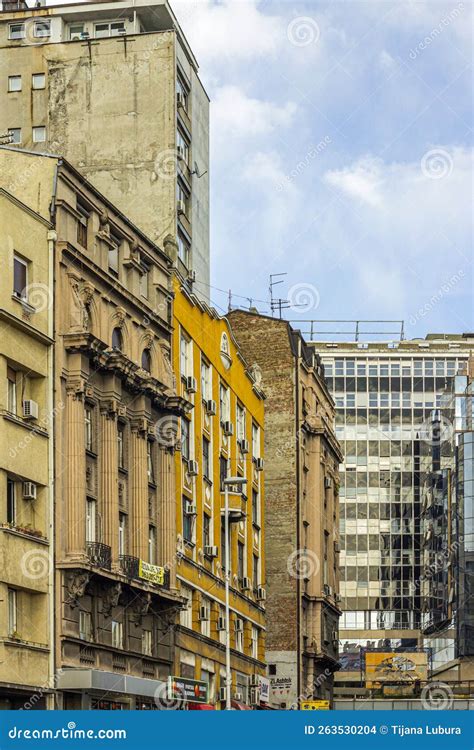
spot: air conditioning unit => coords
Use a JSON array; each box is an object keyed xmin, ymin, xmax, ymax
[
  {"xmin": 177, "ymin": 199, "xmax": 186, "ymax": 215},
  {"xmin": 177, "ymin": 145, "xmax": 185, "ymax": 160},
  {"xmin": 176, "ymin": 91, "xmax": 185, "ymax": 108},
  {"xmin": 23, "ymin": 482, "xmax": 37, "ymax": 500},
  {"xmin": 250, "ymin": 687, "xmax": 260, "ymax": 706},
  {"xmin": 250, "ymin": 674, "xmax": 260, "ymax": 687},
  {"xmin": 186, "ymin": 376, "xmax": 197, "ymax": 393},
  {"xmin": 241, "ymin": 576, "xmax": 251, "ymax": 591},
  {"xmin": 22, "ymin": 400, "xmax": 39, "ymax": 420},
  {"xmin": 324, "ymin": 476, "xmax": 332, "ymax": 489},
  {"xmin": 206, "ymin": 399, "xmax": 217, "ymax": 416},
  {"xmin": 234, "ymin": 618, "xmax": 244, "ymax": 632},
  {"xmin": 223, "ymin": 421, "xmax": 233, "ymax": 437},
  {"xmin": 323, "ymin": 584, "xmax": 332, "ymax": 597},
  {"xmin": 204, "ymin": 545, "xmax": 218, "ymax": 558},
  {"xmin": 217, "ymin": 616, "xmax": 226, "ymax": 631},
  {"xmin": 334, "ymin": 542, "xmax": 340, "ymax": 553},
  {"xmin": 185, "ymin": 502, "xmax": 197, "ymax": 516},
  {"xmin": 256, "ymin": 586, "xmax": 266, "ymax": 602},
  {"xmin": 255, "ymin": 458, "xmax": 264, "ymax": 472},
  {"xmin": 219, "ymin": 687, "xmax": 227, "ymax": 701},
  {"xmin": 187, "ymin": 460, "xmax": 199, "ymax": 476},
  {"xmin": 199, "ymin": 605, "xmax": 210, "ymax": 621},
  {"xmin": 239, "ymin": 438, "xmax": 249, "ymax": 454},
  {"xmin": 233, "ymin": 692, "xmax": 243, "ymax": 702}
]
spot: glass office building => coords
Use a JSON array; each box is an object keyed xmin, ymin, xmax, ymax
[{"xmin": 311, "ymin": 335, "xmax": 473, "ymax": 694}]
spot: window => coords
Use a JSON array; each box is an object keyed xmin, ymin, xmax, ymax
[
  {"xmin": 142, "ymin": 629, "xmax": 152, "ymax": 656},
  {"xmin": 251, "ymin": 626, "xmax": 259, "ymax": 660},
  {"xmin": 117, "ymin": 425, "xmax": 125, "ymax": 469},
  {"xmin": 118, "ymin": 513, "xmax": 127, "ymax": 556},
  {"xmin": 8, "ymin": 75, "xmax": 21, "ymax": 92},
  {"xmin": 86, "ymin": 499, "xmax": 96, "ymax": 543},
  {"xmin": 219, "ymin": 384, "xmax": 230, "ymax": 423},
  {"xmin": 7, "ymin": 368, "xmax": 17, "ymax": 414},
  {"xmin": 111, "ymin": 327, "xmax": 122, "ymax": 351},
  {"xmin": 76, "ymin": 201, "xmax": 89, "ymax": 247},
  {"xmin": 176, "ymin": 180, "xmax": 189, "ymax": 215},
  {"xmin": 69, "ymin": 23, "xmax": 86, "ymax": 40},
  {"xmin": 252, "ymin": 423, "xmax": 260, "ymax": 459},
  {"xmin": 201, "ymin": 359, "xmax": 211, "ymax": 401},
  {"xmin": 176, "ymin": 129, "xmax": 190, "ymax": 164},
  {"xmin": 141, "ymin": 349, "xmax": 151, "ymax": 372},
  {"xmin": 203, "ymin": 513, "xmax": 211, "ymax": 548},
  {"xmin": 176, "ymin": 75, "xmax": 189, "ymax": 111},
  {"xmin": 9, "ymin": 23, "xmax": 25, "ymax": 40},
  {"xmin": 219, "ymin": 455, "xmax": 228, "ymax": 490},
  {"xmin": 7, "ymin": 478, "xmax": 16, "ymax": 524},
  {"xmin": 111, "ymin": 620, "xmax": 123, "ymax": 649},
  {"xmin": 8, "ymin": 128, "xmax": 21, "ymax": 144},
  {"xmin": 79, "ymin": 611, "xmax": 92, "ymax": 641},
  {"xmin": 177, "ymin": 232, "xmax": 190, "ymax": 267},
  {"xmin": 252, "ymin": 490, "xmax": 259, "ymax": 527},
  {"xmin": 202, "ymin": 437, "xmax": 210, "ymax": 480},
  {"xmin": 183, "ymin": 497, "xmax": 193, "ymax": 544},
  {"xmin": 180, "ymin": 586, "xmax": 193, "ymax": 628},
  {"xmin": 201, "ymin": 597, "xmax": 211, "ymax": 637},
  {"xmin": 32, "ymin": 72, "xmax": 45, "ymax": 90},
  {"xmin": 147, "ymin": 441, "xmax": 155, "ymax": 483},
  {"xmin": 181, "ymin": 418, "xmax": 190, "ymax": 461},
  {"xmin": 95, "ymin": 21, "xmax": 125, "ymax": 38},
  {"xmin": 235, "ymin": 623, "xmax": 244, "ymax": 653},
  {"xmin": 139, "ymin": 265, "xmax": 149, "ymax": 299},
  {"xmin": 34, "ymin": 21, "xmax": 51, "ymax": 38},
  {"xmin": 7, "ymin": 589, "xmax": 17, "ymax": 636},
  {"xmin": 238, "ymin": 541, "xmax": 245, "ymax": 582},
  {"xmin": 180, "ymin": 332, "xmax": 191, "ymax": 377},
  {"xmin": 253, "ymin": 554, "xmax": 259, "ymax": 589},
  {"xmin": 148, "ymin": 525, "xmax": 156, "ymax": 564},
  {"xmin": 85, "ymin": 407, "xmax": 93, "ymax": 451},
  {"xmin": 32, "ymin": 126, "xmax": 46, "ymax": 143},
  {"xmin": 236, "ymin": 404, "xmax": 245, "ymax": 442},
  {"xmin": 221, "ymin": 519, "xmax": 227, "ymax": 571},
  {"xmin": 323, "ymin": 531, "xmax": 329, "ymax": 586},
  {"xmin": 13, "ymin": 255, "xmax": 27, "ymax": 298},
  {"xmin": 108, "ymin": 245, "xmax": 119, "ymax": 275}
]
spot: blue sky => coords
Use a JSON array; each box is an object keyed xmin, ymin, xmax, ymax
[{"xmin": 172, "ymin": 0, "xmax": 473, "ymax": 339}]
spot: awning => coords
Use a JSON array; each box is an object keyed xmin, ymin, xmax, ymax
[
  {"xmin": 188, "ymin": 703, "xmax": 215, "ymax": 710},
  {"xmin": 231, "ymin": 700, "xmax": 252, "ymax": 710}
]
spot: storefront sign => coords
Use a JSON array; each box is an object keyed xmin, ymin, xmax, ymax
[
  {"xmin": 167, "ymin": 676, "xmax": 208, "ymax": 704},
  {"xmin": 259, "ymin": 676, "xmax": 270, "ymax": 703},
  {"xmin": 301, "ymin": 700, "xmax": 330, "ymax": 710},
  {"xmin": 138, "ymin": 560, "xmax": 165, "ymax": 585}
]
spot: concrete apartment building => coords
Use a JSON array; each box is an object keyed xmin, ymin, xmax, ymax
[
  {"xmin": 0, "ymin": 0, "xmax": 210, "ymax": 295},
  {"xmin": 1, "ymin": 146, "xmax": 189, "ymax": 709},
  {"xmin": 172, "ymin": 281, "xmax": 268, "ymax": 708},
  {"xmin": 228, "ymin": 311, "xmax": 343, "ymax": 709},
  {"xmin": 0, "ymin": 165, "xmax": 54, "ymax": 709},
  {"xmin": 310, "ymin": 333, "xmax": 474, "ymax": 700}
]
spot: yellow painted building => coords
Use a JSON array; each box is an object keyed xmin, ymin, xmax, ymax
[{"xmin": 172, "ymin": 274, "xmax": 267, "ymax": 709}]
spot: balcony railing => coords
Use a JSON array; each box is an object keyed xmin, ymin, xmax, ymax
[
  {"xmin": 119, "ymin": 554, "xmax": 139, "ymax": 579},
  {"xmin": 86, "ymin": 542, "xmax": 112, "ymax": 570}
]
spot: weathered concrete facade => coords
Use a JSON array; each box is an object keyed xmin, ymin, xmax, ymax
[
  {"xmin": 0, "ymin": 0, "xmax": 210, "ymax": 297},
  {"xmin": 228, "ymin": 311, "xmax": 343, "ymax": 708},
  {"xmin": 0, "ymin": 146, "xmax": 188, "ymax": 709}
]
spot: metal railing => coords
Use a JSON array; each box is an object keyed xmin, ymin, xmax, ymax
[{"xmin": 86, "ymin": 542, "xmax": 112, "ymax": 570}]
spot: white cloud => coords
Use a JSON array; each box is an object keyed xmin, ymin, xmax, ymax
[
  {"xmin": 212, "ymin": 85, "xmax": 297, "ymax": 139},
  {"xmin": 324, "ymin": 156, "xmax": 385, "ymax": 207}
]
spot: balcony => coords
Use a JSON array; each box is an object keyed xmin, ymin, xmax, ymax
[
  {"xmin": 86, "ymin": 542, "xmax": 112, "ymax": 570},
  {"xmin": 119, "ymin": 555, "xmax": 171, "ymax": 590},
  {"xmin": 119, "ymin": 554, "xmax": 139, "ymax": 579}
]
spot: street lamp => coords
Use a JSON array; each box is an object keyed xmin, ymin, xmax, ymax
[{"xmin": 222, "ymin": 476, "xmax": 247, "ymax": 711}]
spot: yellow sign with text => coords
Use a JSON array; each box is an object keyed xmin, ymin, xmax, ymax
[
  {"xmin": 139, "ymin": 560, "xmax": 165, "ymax": 585},
  {"xmin": 301, "ymin": 700, "xmax": 330, "ymax": 710}
]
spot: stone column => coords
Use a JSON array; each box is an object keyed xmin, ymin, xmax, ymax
[
  {"xmin": 129, "ymin": 419, "xmax": 149, "ymax": 561},
  {"xmin": 99, "ymin": 401, "xmax": 119, "ymax": 566},
  {"xmin": 65, "ymin": 381, "xmax": 86, "ymax": 561},
  {"xmin": 159, "ymin": 444, "xmax": 177, "ymax": 589}
]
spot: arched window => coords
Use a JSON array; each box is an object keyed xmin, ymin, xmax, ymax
[
  {"xmin": 112, "ymin": 327, "xmax": 123, "ymax": 351},
  {"xmin": 141, "ymin": 349, "xmax": 151, "ymax": 372}
]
